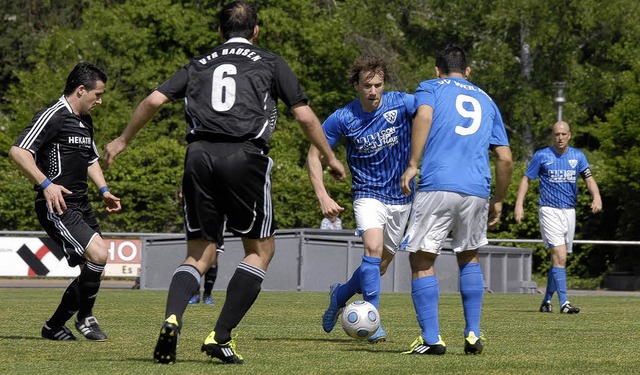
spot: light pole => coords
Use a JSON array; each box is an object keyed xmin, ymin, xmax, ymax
[{"xmin": 554, "ymin": 81, "xmax": 567, "ymax": 122}]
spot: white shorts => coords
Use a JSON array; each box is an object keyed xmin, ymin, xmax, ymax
[
  {"xmin": 353, "ymin": 198, "xmax": 411, "ymax": 255},
  {"xmin": 539, "ymin": 206, "xmax": 575, "ymax": 253},
  {"xmin": 400, "ymin": 191, "xmax": 489, "ymax": 254}
]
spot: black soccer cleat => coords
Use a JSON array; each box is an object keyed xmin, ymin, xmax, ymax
[
  {"xmin": 539, "ymin": 301, "xmax": 553, "ymax": 313},
  {"xmin": 560, "ymin": 302, "xmax": 580, "ymax": 314},
  {"xmin": 402, "ymin": 335, "xmax": 446, "ymax": 355},
  {"xmin": 153, "ymin": 315, "xmax": 180, "ymax": 364},
  {"xmin": 75, "ymin": 316, "xmax": 107, "ymax": 341},
  {"xmin": 464, "ymin": 331, "xmax": 484, "ymax": 355},
  {"xmin": 41, "ymin": 322, "xmax": 76, "ymax": 341},
  {"xmin": 201, "ymin": 331, "xmax": 244, "ymax": 364}
]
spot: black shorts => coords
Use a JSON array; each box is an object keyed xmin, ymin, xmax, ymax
[
  {"xmin": 35, "ymin": 198, "xmax": 101, "ymax": 267},
  {"xmin": 182, "ymin": 141, "xmax": 276, "ymax": 242}
]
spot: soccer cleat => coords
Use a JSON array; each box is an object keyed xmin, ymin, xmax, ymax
[
  {"xmin": 188, "ymin": 294, "xmax": 200, "ymax": 304},
  {"xmin": 322, "ymin": 283, "xmax": 343, "ymax": 333},
  {"xmin": 560, "ymin": 302, "xmax": 580, "ymax": 314},
  {"xmin": 203, "ymin": 295, "xmax": 214, "ymax": 305},
  {"xmin": 402, "ymin": 335, "xmax": 446, "ymax": 355},
  {"xmin": 153, "ymin": 314, "xmax": 180, "ymax": 364},
  {"xmin": 367, "ymin": 325, "xmax": 387, "ymax": 344},
  {"xmin": 201, "ymin": 331, "xmax": 244, "ymax": 364},
  {"xmin": 41, "ymin": 322, "xmax": 76, "ymax": 341},
  {"xmin": 75, "ymin": 316, "xmax": 107, "ymax": 341},
  {"xmin": 464, "ymin": 331, "xmax": 484, "ymax": 355},
  {"xmin": 539, "ymin": 300, "xmax": 553, "ymax": 313}
]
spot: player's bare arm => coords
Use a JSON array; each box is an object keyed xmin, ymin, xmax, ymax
[
  {"xmin": 489, "ymin": 145, "xmax": 513, "ymax": 229},
  {"xmin": 401, "ymin": 104, "xmax": 432, "ymax": 195},
  {"xmin": 104, "ymin": 90, "xmax": 169, "ymax": 169},
  {"xmin": 87, "ymin": 161, "xmax": 122, "ymax": 214},
  {"xmin": 9, "ymin": 146, "xmax": 71, "ymax": 215},
  {"xmin": 514, "ymin": 176, "xmax": 530, "ymax": 224},
  {"xmin": 307, "ymin": 145, "xmax": 345, "ymax": 219},
  {"xmin": 584, "ymin": 176, "xmax": 602, "ymax": 214},
  {"xmin": 291, "ymin": 103, "xmax": 346, "ymax": 181}
]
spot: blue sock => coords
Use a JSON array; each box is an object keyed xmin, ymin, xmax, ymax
[
  {"xmin": 336, "ymin": 267, "xmax": 361, "ymax": 307},
  {"xmin": 459, "ymin": 262, "xmax": 483, "ymax": 337},
  {"xmin": 412, "ymin": 275, "xmax": 440, "ymax": 344},
  {"xmin": 543, "ymin": 267, "xmax": 556, "ymax": 303},
  {"xmin": 551, "ymin": 267, "xmax": 568, "ymax": 306},
  {"xmin": 360, "ymin": 256, "xmax": 381, "ymax": 308}
]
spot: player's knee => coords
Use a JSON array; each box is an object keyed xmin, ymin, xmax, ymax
[{"xmin": 84, "ymin": 236, "xmax": 109, "ymax": 264}]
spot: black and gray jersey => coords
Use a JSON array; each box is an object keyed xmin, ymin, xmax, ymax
[
  {"xmin": 13, "ymin": 95, "xmax": 99, "ymax": 202},
  {"xmin": 157, "ymin": 38, "xmax": 308, "ymax": 154}
]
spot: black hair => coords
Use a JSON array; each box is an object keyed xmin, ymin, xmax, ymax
[
  {"xmin": 435, "ymin": 45, "xmax": 467, "ymax": 75},
  {"xmin": 63, "ymin": 62, "xmax": 107, "ymax": 95}
]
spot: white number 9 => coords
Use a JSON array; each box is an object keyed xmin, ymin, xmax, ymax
[
  {"xmin": 211, "ymin": 64, "xmax": 237, "ymax": 112},
  {"xmin": 455, "ymin": 94, "xmax": 481, "ymax": 136}
]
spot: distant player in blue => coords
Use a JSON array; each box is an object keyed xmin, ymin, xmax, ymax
[
  {"xmin": 307, "ymin": 55, "xmax": 415, "ymax": 344},
  {"xmin": 515, "ymin": 121, "xmax": 602, "ymax": 314},
  {"xmin": 400, "ymin": 45, "xmax": 513, "ymax": 355}
]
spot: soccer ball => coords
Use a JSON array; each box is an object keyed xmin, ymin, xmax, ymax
[{"xmin": 341, "ymin": 300, "xmax": 380, "ymax": 340}]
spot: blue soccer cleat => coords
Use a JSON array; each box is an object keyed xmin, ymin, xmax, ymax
[
  {"xmin": 322, "ymin": 283, "xmax": 343, "ymax": 333},
  {"xmin": 368, "ymin": 324, "xmax": 387, "ymax": 344}
]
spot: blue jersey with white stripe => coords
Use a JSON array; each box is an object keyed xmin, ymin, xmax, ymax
[
  {"xmin": 323, "ymin": 91, "xmax": 415, "ymax": 204},
  {"xmin": 525, "ymin": 146, "xmax": 589, "ymax": 208},
  {"xmin": 415, "ymin": 77, "xmax": 509, "ymax": 198}
]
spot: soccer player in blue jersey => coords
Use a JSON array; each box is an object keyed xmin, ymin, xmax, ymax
[
  {"xmin": 514, "ymin": 121, "xmax": 602, "ymax": 314},
  {"xmin": 307, "ymin": 55, "xmax": 415, "ymax": 344},
  {"xmin": 399, "ymin": 45, "xmax": 513, "ymax": 355}
]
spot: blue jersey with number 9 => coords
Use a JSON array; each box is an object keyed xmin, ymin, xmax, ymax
[{"xmin": 415, "ymin": 77, "xmax": 509, "ymax": 198}]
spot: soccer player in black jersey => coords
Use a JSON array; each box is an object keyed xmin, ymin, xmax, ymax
[
  {"xmin": 104, "ymin": 1, "xmax": 345, "ymax": 365},
  {"xmin": 9, "ymin": 62, "xmax": 122, "ymax": 342}
]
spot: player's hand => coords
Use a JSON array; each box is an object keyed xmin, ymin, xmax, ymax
[
  {"xmin": 401, "ymin": 166, "xmax": 418, "ymax": 196},
  {"xmin": 102, "ymin": 192, "xmax": 122, "ymax": 213},
  {"xmin": 326, "ymin": 157, "xmax": 346, "ymax": 181},
  {"xmin": 43, "ymin": 183, "xmax": 72, "ymax": 215},
  {"xmin": 513, "ymin": 205, "xmax": 524, "ymax": 224},
  {"xmin": 319, "ymin": 195, "xmax": 344, "ymax": 219},
  {"xmin": 488, "ymin": 200, "xmax": 503, "ymax": 229},
  {"xmin": 103, "ymin": 137, "xmax": 127, "ymax": 170},
  {"xmin": 591, "ymin": 197, "xmax": 602, "ymax": 214}
]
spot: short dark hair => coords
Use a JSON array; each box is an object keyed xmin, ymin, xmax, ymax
[
  {"xmin": 436, "ymin": 45, "xmax": 467, "ymax": 75},
  {"xmin": 219, "ymin": 1, "xmax": 257, "ymax": 40},
  {"xmin": 63, "ymin": 62, "xmax": 107, "ymax": 95},
  {"xmin": 347, "ymin": 55, "xmax": 388, "ymax": 86}
]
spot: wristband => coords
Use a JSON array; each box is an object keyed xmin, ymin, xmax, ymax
[
  {"xmin": 40, "ymin": 178, "xmax": 52, "ymax": 190},
  {"xmin": 99, "ymin": 186, "xmax": 110, "ymax": 195}
]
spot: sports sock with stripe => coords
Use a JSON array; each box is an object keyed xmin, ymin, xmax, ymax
[
  {"xmin": 337, "ymin": 266, "xmax": 361, "ymax": 307},
  {"xmin": 48, "ymin": 277, "xmax": 79, "ymax": 327},
  {"xmin": 77, "ymin": 261, "xmax": 105, "ymax": 321},
  {"xmin": 165, "ymin": 264, "xmax": 201, "ymax": 327},
  {"xmin": 214, "ymin": 261, "xmax": 265, "ymax": 343},
  {"xmin": 550, "ymin": 266, "xmax": 569, "ymax": 306}
]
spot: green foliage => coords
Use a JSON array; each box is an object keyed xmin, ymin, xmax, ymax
[{"xmin": 2, "ymin": 0, "xmax": 640, "ymax": 278}]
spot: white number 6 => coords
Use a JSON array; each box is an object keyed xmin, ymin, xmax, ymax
[
  {"xmin": 211, "ymin": 64, "xmax": 237, "ymax": 112},
  {"xmin": 455, "ymin": 94, "xmax": 481, "ymax": 136}
]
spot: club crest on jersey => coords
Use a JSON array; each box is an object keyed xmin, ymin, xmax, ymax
[
  {"xmin": 78, "ymin": 122, "xmax": 85, "ymax": 128},
  {"xmin": 569, "ymin": 159, "xmax": 578, "ymax": 168},
  {"xmin": 383, "ymin": 110, "xmax": 398, "ymax": 124}
]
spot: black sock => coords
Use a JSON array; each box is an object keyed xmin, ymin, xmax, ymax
[
  {"xmin": 165, "ymin": 264, "xmax": 201, "ymax": 328},
  {"xmin": 48, "ymin": 277, "xmax": 80, "ymax": 327},
  {"xmin": 77, "ymin": 262, "xmax": 104, "ymax": 321},
  {"xmin": 203, "ymin": 265, "xmax": 218, "ymax": 295},
  {"xmin": 214, "ymin": 262, "xmax": 265, "ymax": 343}
]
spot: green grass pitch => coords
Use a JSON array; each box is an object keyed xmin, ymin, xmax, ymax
[{"xmin": 0, "ymin": 288, "xmax": 639, "ymax": 374}]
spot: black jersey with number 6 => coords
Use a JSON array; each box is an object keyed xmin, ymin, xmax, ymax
[{"xmin": 157, "ymin": 39, "xmax": 308, "ymax": 154}]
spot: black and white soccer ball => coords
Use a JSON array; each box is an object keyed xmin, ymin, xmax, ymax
[{"xmin": 341, "ymin": 300, "xmax": 380, "ymax": 340}]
